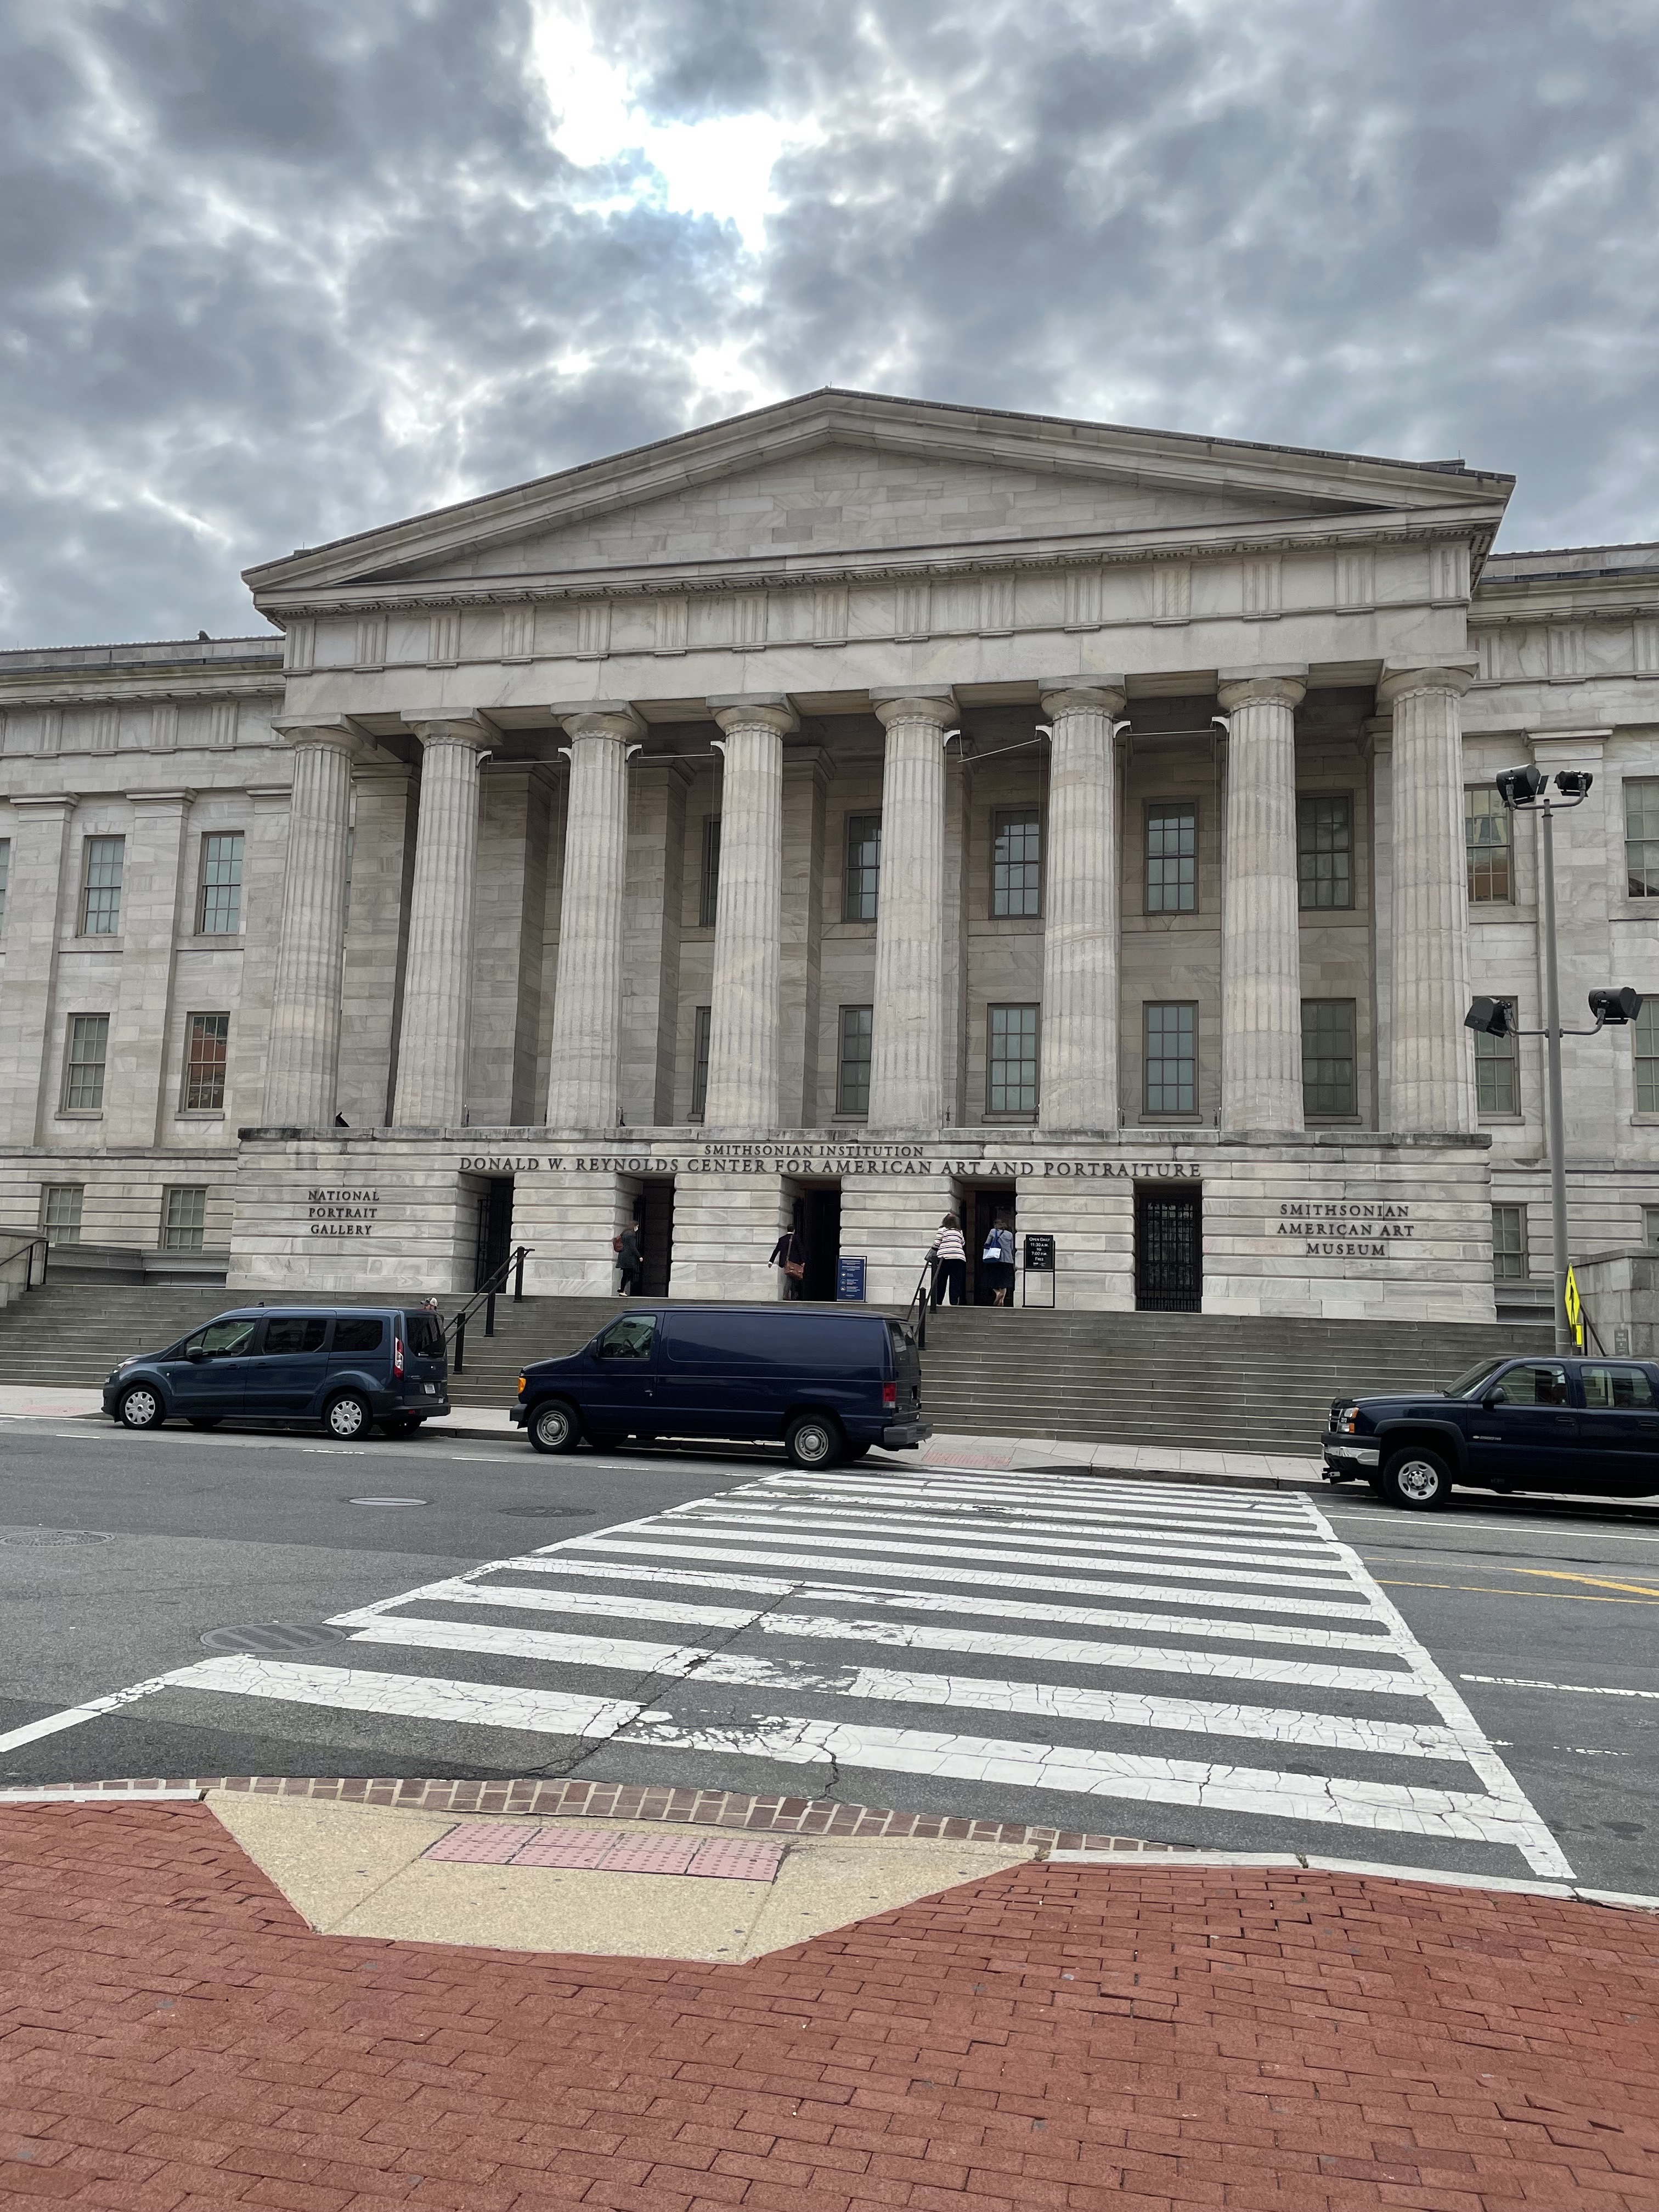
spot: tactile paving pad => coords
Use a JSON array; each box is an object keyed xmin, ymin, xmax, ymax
[
  {"xmin": 420, "ymin": 1822, "xmax": 788, "ymax": 1880},
  {"xmin": 422, "ymin": 1821, "xmax": 540, "ymax": 1864},
  {"xmin": 685, "ymin": 1836, "xmax": 787, "ymax": 1882}
]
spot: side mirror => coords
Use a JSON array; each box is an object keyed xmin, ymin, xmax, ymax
[
  {"xmin": 1484, "ymin": 1384, "xmax": 1507, "ymax": 1406},
  {"xmin": 187, "ymin": 1348, "xmax": 207, "ymax": 1363}
]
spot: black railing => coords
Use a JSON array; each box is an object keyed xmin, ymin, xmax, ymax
[
  {"xmin": 0, "ymin": 1235, "xmax": 49, "ymax": 1294},
  {"xmin": 448, "ymin": 1245, "xmax": 532, "ymax": 1374},
  {"xmin": 903, "ymin": 1256, "xmax": 934, "ymax": 1351}
]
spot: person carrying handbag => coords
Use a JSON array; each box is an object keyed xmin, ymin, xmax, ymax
[
  {"xmin": 929, "ymin": 1216, "xmax": 967, "ymax": 1308},
  {"xmin": 983, "ymin": 1217, "xmax": 1016, "ymax": 1305},
  {"xmin": 770, "ymin": 1226, "xmax": 806, "ymax": 1297}
]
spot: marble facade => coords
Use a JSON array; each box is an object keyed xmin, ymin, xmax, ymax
[{"xmin": 3, "ymin": 391, "xmax": 1656, "ymax": 1319}]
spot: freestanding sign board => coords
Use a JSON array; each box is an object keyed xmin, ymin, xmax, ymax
[
  {"xmin": 836, "ymin": 1255, "xmax": 868, "ymax": 1301},
  {"xmin": 1022, "ymin": 1233, "xmax": 1056, "ymax": 1307}
]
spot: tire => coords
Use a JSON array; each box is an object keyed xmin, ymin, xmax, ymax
[
  {"xmin": 187, "ymin": 1417, "xmax": 222, "ymax": 1431},
  {"xmin": 1380, "ymin": 1445, "xmax": 1455, "ymax": 1511},
  {"xmin": 117, "ymin": 1384, "xmax": 163, "ymax": 1431},
  {"xmin": 527, "ymin": 1398, "xmax": 581, "ymax": 1455},
  {"xmin": 785, "ymin": 1412, "xmax": 843, "ymax": 1470},
  {"xmin": 323, "ymin": 1391, "xmax": 372, "ymax": 1442}
]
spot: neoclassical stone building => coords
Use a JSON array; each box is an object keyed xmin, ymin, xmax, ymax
[{"xmin": 2, "ymin": 390, "xmax": 1655, "ymax": 1318}]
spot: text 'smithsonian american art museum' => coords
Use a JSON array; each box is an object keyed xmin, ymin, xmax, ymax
[{"xmin": 2, "ymin": 391, "xmax": 1656, "ymax": 1317}]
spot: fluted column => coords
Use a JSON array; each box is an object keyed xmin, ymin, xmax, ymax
[
  {"xmin": 264, "ymin": 725, "xmax": 354, "ymax": 1125},
  {"xmin": 703, "ymin": 696, "xmax": 795, "ymax": 1130},
  {"xmin": 545, "ymin": 707, "xmax": 641, "ymax": 1130},
  {"xmin": 1379, "ymin": 664, "xmax": 1477, "ymax": 1132},
  {"xmin": 1039, "ymin": 683, "xmax": 1126, "ymax": 1132},
  {"xmin": 392, "ymin": 719, "xmax": 490, "ymax": 1127},
  {"xmin": 868, "ymin": 690, "xmax": 953, "ymax": 1131},
  {"xmin": 1217, "ymin": 672, "xmax": 1306, "ymax": 1132}
]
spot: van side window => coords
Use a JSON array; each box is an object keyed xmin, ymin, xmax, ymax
[
  {"xmin": 402, "ymin": 1311, "xmax": 445, "ymax": 1358},
  {"xmin": 332, "ymin": 1317, "xmax": 384, "ymax": 1353},
  {"xmin": 596, "ymin": 1315, "xmax": 656, "ymax": 1360},
  {"xmin": 1581, "ymin": 1364, "xmax": 1656, "ymax": 1410},
  {"xmin": 263, "ymin": 1316, "xmax": 329, "ymax": 1355}
]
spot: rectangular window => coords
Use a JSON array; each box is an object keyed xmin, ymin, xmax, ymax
[
  {"xmin": 262, "ymin": 1315, "xmax": 329, "ymax": 1355},
  {"xmin": 332, "ymin": 1315, "xmax": 383, "ymax": 1352},
  {"xmin": 843, "ymin": 812, "xmax": 881, "ymax": 922},
  {"xmin": 986, "ymin": 1003, "xmax": 1039, "ymax": 1114},
  {"xmin": 183, "ymin": 1012, "xmax": 230, "ymax": 1111},
  {"xmin": 198, "ymin": 832, "xmax": 244, "ymax": 934},
  {"xmin": 40, "ymin": 1184, "xmax": 83, "ymax": 1245},
  {"xmin": 1492, "ymin": 1203, "xmax": 1528, "ymax": 1281},
  {"xmin": 80, "ymin": 835, "xmax": 124, "ymax": 935},
  {"xmin": 0, "ymin": 837, "xmax": 9, "ymax": 935},
  {"xmin": 1581, "ymin": 1363, "xmax": 1656, "ymax": 1411},
  {"xmin": 1627, "ymin": 778, "xmax": 1659, "ymax": 899},
  {"xmin": 1465, "ymin": 787, "xmax": 1512, "ymax": 903},
  {"xmin": 1636, "ymin": 999, "xmax": 1659, "ymax": 1115},
  {"xmin": 1475, "ymin": 996, "xmax": 1519, "ymax": 1115},
  {"xmin": 160, "ymin": 1186, "xmax": 207, "ymax": 1252},
  {"xmin": 1144, "ymin": 1002, "xmax": 1197, "ymax": 1115},
  {"xmin": 61, "ymin": 1013, "xmax": 109, "ymax": 1111},
  {"xmin": 698, "ymin": 816, "xmax": 721, "ymax": 929},
  {"xmin": 991, "ymin": 809, "xmax": 1041, "ymax": 917},
  {"xmin": 1644, "ymin": 1205, "xmax": 1659, "ymax": 1248},
  {"xmin": 1297, "ymin": 794, "xmax": 1353, "ymax": 910},
  {"xmin": 1301, "ymin": 998, "xmax": 1357, "ymax": 1118},
  {"xmin": 837, "ymin": 1005, "xmax": 873, "ymax": 1115},
  {"xmin": 1146, "ymin": 802, "xmax": 1197, "ymax": 913},
  {"xmin": 690, "ymin": 1004, "xmax": 712, "ymax": 1119}
]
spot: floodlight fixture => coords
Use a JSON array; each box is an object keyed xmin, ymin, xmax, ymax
[
  {"xmin": 1464, "ymin": 997, "xmax": 1513, "ymax": 1038},
  {"xmin": 1554, "ymin": 769, "xmax": 1595, "ymax": 800},
  {"xmin": 1496, "ymin": 764, "xmax": 1546, "ymax": 808},
  {"xmin": 1588, "ymin": 986, "xmax": 1644, "ymax": 1026}
]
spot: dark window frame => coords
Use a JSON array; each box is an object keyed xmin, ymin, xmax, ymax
[
  {"xmin": 1626, "ymin": 777, "xmax": 1659, "ymax": 900},
  {"xmin": 1143, "ymin": 1001, "xmax": 1198, "ymax": 1116},
  {"xmin": 183, "ymin": 1011, "xmax": 230, "ymax": 1112},
  {"xmin": 1465, "ymin": 786, "xmax": 1513, "ymax": 905},
  {"xmin": 690, "ymin": 1004, "xmax": 712, "ymax": 1119},
  {"xmin": 986, "ymin": 1002, "xmax": 1040, "ymax": 1116},
  {"xmin": 198, "ymin": 831, "xmax": 245, "ymax": 935},
  {"xmin": 843, "ymin": 812, "xmax": 881, "ymax": 923},
  {"xmin": 1475, "ymin": 996, "xmax": 1520, "ymax": 1116},
  {"xmin": 1296, "ymin": 793, "xmax": 1353, "ymax": 911},
  {"xmin": 1144, "ymin": 800, "xmax": 1198, "ymax": 915},
  {"xmin": 1491, "ymin": 1203, "xmax": 1528, "ymax": 1281},
  {"xmin": 1300, "ymin": 997, "xmax": 1358, "ymax": 1119},
  {"xmin": 837, "ymin": 1003, "xmax": 873, "ymax": 1116},
  {"xmin": 698, "ymin": 816, "xmax": 721, "ymax": 930},
  {"xmin": 80, "ymin": 834, "xmax": 124, "ymax": 936},
  {"xmin": 990, "ymin": 807, "xmax": 1041, "ymax": 918}
]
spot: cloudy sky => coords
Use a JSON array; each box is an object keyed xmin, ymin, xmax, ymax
[{"xmin": 3, "ymin": 0, "xmax": 1656, "ymax": 648}]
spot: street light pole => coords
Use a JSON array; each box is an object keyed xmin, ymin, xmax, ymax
[{"xmin": 1536, "ymin": 799, "xmax": 1571, "ymax": 1356}]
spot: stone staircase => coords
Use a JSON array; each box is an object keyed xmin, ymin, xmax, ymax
[{"xmin": 0, "ymin": 1280, "xmax": 1550, "ymax": 1454}]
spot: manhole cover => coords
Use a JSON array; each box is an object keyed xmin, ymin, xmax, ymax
[
  {"xmin": 200, "ymin": 1623, "xmax": 348, "ymax": 1655},
  {"xmin": 496, "ymin": 1505, "xmax": 596, "ymax": 1518},
  {"xmin": 346, "ymin": 1496, "xmax": 428, "ymax": 1506},
  {"xmin": 2, "ymin": 1530, "xmax": 115, "ymax": 1547}
]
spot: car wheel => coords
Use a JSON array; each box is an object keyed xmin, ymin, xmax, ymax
[
  {"xmin": 1380, "ymin": 1446, "xmax": 1454, "ymax": 1511},
  {"xmin": 187, "ymin": 1417, "xmax": 222, "ymax": 1431},
  {"xmin": 528, "ymin": 1399, "xmax": 581, "ymax": 1455},
  {"xmin": 785, "ymin": 1412, "xmax": 843, "ymax": 1469},
  {"xmin": 118, "ymin": 1385, "xmax": 163, "ymax": 1431},
  {"xmin": 324, "ymin": 1391, "xmax": 371, "ymax": 1442}
]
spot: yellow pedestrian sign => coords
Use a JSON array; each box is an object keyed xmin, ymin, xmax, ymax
[{"xmin": 1564, "ymin": 1265, "xmax": 1584, "ymax": 1350}]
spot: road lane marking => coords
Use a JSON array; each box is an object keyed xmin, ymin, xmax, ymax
[
  {"xmin": 1377, "ymin": 1577, "xmax": 1659, "ymax": 1605},
  {"xmin": 163, "ymin": 1655, "xmax": 659, "ymax": 1734},
  {"xmin": 674, "ymin": 1506, "xmax": 1336, "ymax": 1573},
  {"xmin": 1461, "ymin": 1673, "xmax": 1659, "ymax": 1699},
  {"xmin": 0, "ymin": 1672, "xmax": 187, "ymax": 1753},
  {"xmin": 1514, "ymin": 1568, "xmax": 1659, "ymax": 1598}
]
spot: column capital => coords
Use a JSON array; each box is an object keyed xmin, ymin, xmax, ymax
[
  {"xmin": 1375, "ymin": 662, "xmax": 1477, "ymax": 709},
  {"xmin": 269, "ymin": 716, "xmax": 360, "ymax": 754},
  {"xmin": 1039, "ymin": 683, "xmax": 1127, "ymax": 720},
  {"xmin": 870, "ymin": 689, "xmax": 956, "ymax": 730},
  {"xmin": 1216, "ymin": 670, "xmax": 1307, "ymax": 713},
  {"xmin": 710, "ymin": 695, "xmax": 799, "ymax": 738},
  {"xmin": 407, "ymin": 716, "xmax": 492, "ymax": 752},
  {"xmin": 555, "ymin": 703, "xmax": 647, "ymax": 744}
]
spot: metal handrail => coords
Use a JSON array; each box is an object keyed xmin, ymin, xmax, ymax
[
  {"xmin": 0, "ymin": 1234, "xmax": 49, "ymax": 1292},
  {"xmin": 903, "ymin": 1256, "xmax": 934, "ymax": 1351},
  {"xmin": 448, "ymin": 1245, "xmax": 532, "ymax": 1374}
]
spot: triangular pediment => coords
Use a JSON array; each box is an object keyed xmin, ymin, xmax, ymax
[{"xmin": 246, "ymin": 389, "xmax": 1513, "ymax": 606}]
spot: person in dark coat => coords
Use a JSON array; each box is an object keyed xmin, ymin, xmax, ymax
[{"xmin": 614, "ymin": 1222, "xmax": 644, "ymax": 1296}]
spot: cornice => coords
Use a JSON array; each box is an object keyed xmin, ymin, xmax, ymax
[
  {"xmin": 0, "ymin": 670, "xmax": 281, "ymax": 709},
  {"xmin": 254, "ymin": 507, "xmax": 1501, "ymax": 625},
  {"xmin": 1471, "ymin": 571, "xmax": 1659, "ymax": 624}
]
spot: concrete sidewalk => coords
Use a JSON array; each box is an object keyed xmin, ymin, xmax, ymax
[
  {"xmin": 4, "ymin": 1794, "xmax": 1657, "ymax": 2211},
  {"xmin": 0, "ymin": 1384, "xmax": 1328, "ymax": 1489}
]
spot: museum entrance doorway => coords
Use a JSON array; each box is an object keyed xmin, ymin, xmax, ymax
[
  {"xmin": 785, "ymin": 1182, "xmax": 842, "ymax": 1301},
  {"xmin": 473, "ymin": 1177, "xmax": 515, "ymax": 1290},
  {"xmin": 631, "ymin": 1178, "xmax": 675, "ymax": 1297},
  {"xmin": 1134, "ymin": 1182, "xmax": 1203, "ymax": 1312},
  {"xmin": 963, "ymin": 1182, "xmax": 1017, "ymax": 1304}
]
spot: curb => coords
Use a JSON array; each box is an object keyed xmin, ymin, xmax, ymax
[{"xmin": 1050, "ymin": 1848, "xmax": 1659, "ymax": 1912}]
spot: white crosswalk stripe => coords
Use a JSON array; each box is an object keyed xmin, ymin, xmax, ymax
[{"xmin": 34, "ymin": 1466, "xmax": 1571, "ymax": 1880}]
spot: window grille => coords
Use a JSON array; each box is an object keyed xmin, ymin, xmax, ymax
[
  {"xmin": 837, "ymin": 1005, "xmax": 873, "ymax": 1115},
  {"xmin": 690, "ymin": 1005, "xmax": 711, "ymax": 1118},
  {"xmin": 1465, "ymin": 787, "xmax": 1511, "ymax": 903},
  {"xmin": 1297, "ymin": 795, "xmax": 1352, "ymax": 909},
  {"xmin": 1491, "ymin": 1204, "xmax": 1528, "ymax": 1280},
  {"xmin": 1636, "ymin": 999, "xmax": 1659, "ymax": 1115},
  {"xmin": 199, "ymin": 832, "xmax": 244, "ymax": 934},
  {"xmin": 41, "ymin": 1184, "xmax": 83, "ymax": 1245},
  {"xmin": 80, "ymin": 836, "xmax": 123, "ymax": 935},
  {"xmin": 1301, "ymin": 999, "xmax": 1357, "ymax": 1117},
  {"xmin": 991, "ymin": 809, "xmax": 1040, "ymax": 917},
  {"xmin": 1627, "ymin": 779, "xmax": 1659, "ymax": 899},
  {"xmin": 1475, "ymin": 997, "xmax": 1520, "ymax": 1114},
  {"xmin": 1146, "ymin": 803, "xmax": 1197, "ymax": 913},
  {"xmin": 843, "ymin": 814, "xmax": 881, "ymax": 921},
  {"xmin": 986, "ymin": 1004, "xmax": 1039, "ymax": 1114},
  {"xmin": 0, "ymin": 838, "xmax": 9, "ymax": 935},
  {"xmin": 161, "ymin": 1187, "xmax": 208, "ymax": 1252},
  {"xmin": 698, "ymin": 817, "xmax": 720, "ymax": 929},
  {"xmin": 184, "ymin": 1012, "xmax": 229, "ymax": 1111},
  {"xmin": 61, "ymin": 1014, "xmax": 109, "ymax": 1111},
  {"xmin": 1144, "ymin": 1002, "xmax": 1197, "ymax": 1114}
]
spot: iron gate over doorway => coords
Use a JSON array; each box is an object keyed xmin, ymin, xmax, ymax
[{"xmin": 1135, "ymin": 1183, "xmax": 1202, "ymax": 1311}]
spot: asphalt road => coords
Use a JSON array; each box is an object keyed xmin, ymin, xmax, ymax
[{"xmin": 3, "ymin": 1420, "xmax": 1655, "ymax": 1894}]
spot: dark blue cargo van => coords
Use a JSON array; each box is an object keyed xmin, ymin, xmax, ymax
[
  {"xmin": 513, "ymin": 1304, "xmax": 929, "ymax": 1467},
  {"xmin": 101, "ymin": 1305, "xmax": 450, "ymax": 1438}
]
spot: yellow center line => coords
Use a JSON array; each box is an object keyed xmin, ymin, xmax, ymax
[
  {"xmin": 1375, "ymin": 1576, "xmax": 1659, "ymax": 1604},
  {"xmin": 1515, "ymin": 1566, "xmax": 1659, "ymax": 1598}
]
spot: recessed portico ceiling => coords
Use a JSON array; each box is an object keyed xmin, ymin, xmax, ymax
[{"xmin": 245, "ymin": 387, "xmax": 1513, "ymax": 611}]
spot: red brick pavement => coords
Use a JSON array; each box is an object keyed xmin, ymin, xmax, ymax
[{"xmin": 2, "ymin": 1801, "xmax": 1657, "ymax": 2211}]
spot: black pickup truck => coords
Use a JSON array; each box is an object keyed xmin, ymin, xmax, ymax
[{"xmin": 1323, "ymin": 1353, "xmax": 1659, "ymax": 1509}]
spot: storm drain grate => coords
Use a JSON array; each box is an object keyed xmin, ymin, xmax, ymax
[
  {"xmin": 199, "ymin": 1623, "xmax": 348, "ymax": 1655},
  {"xmin": 2, "ymin": 1530, "xmax": 115, "ymax": 1547}
]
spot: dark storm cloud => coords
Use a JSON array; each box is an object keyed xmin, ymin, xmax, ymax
[{"xmin": 3, "ymin": 0, "xmax": 1656, "ymax": 647}]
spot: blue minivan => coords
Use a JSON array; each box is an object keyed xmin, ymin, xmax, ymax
[
  {"xmin": 513, "ymin": 1304, "xmax": 929, "ymax": 1467},
  {"xmin": 101, "ymin": 1306, "xmax": 450, "ymax": 1439}
]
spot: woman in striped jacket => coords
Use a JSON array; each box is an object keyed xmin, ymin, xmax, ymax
[{"xmin": 929, "ymin": 1216, "xmax": 968, "ymax": 1308}]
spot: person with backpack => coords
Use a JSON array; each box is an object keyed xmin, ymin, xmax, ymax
[
  {"xmin": 929, "ymin": 1215, "xmax": 967, "ymax": 1308},
  {"xmin": 982, "ymin": 1214, "xmax": 1017, "ymax": 1305},
  {"xmin": 613, "ymin": 1220, "xmax": 644, "ymax": 1296}
]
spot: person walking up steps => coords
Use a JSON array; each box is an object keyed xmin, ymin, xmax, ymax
[
  {"xmin": 929, "ymin": 1215, "xmax": 967, "ymax": 1308},
  {"xmin": 983, "ymin": 1214, "xmax": 1016, "ymax": 1304},
  {"xmin": 613, "ymin": 1220, "xmax": 644, "ymax": 1297}
]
